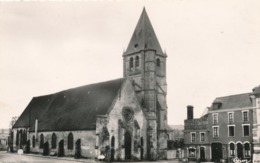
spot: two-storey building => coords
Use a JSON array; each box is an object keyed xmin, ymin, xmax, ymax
[{"xmin": 184, "ymin": 106, "xmax": 210, "ymax": 161}]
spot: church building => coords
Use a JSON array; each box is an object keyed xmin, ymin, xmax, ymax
[{"xmin": 10, "ymin": 8, "xmax": 169, "ymax": 161}]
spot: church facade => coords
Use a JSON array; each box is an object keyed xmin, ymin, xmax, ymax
[{"xmin": 10, "ymin": 8, "xmax": 169, "ymax": 161}]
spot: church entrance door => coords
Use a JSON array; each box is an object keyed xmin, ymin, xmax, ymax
[
  {"xmin": 58, "ymin": 140, "xmax": 64, "ymax": 157},
  {"xmin": 125, "ymin": 131, "xmax": 132, "ymax": 160}
]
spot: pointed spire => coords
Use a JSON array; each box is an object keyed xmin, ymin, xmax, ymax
[{"xmin": 124, "ymin": 8, "xmax": 166, "ymax": 56}]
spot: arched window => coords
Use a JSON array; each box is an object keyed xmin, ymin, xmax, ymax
[
  {"xmin": 156, "ymin": 58, "xmax": 161, "ymax": 67},
  {"xmin": 111, "ymin": 136, "xmax": 115, "ymax": 148},
  {"xmin": 230, "ymin": 143, "xmax": 235, "ymax": 156},
  {"xmin": 135, "ymin": 56, "xmax": 139, "ymax": 67},
  {"xmin": 16, "ymin": 131, "xmax": 19, "ymax": 146},
  {"xmin": 245, "ymin": 143, "xmax": 251, "ymax": 157},
  {"xmin": 39, "ymin": 134, "xmax": 44, "ymax": 149},
  {"xmin": 51, "ymin": 133, "xmax": 57, "ymax": 149},
  {"xmin": 68, "ymin": 133, "xmax": 73, "ymax": 150},
  {"xmin": 32, "ymin": 135, "xmax": 35, "ymax": 147},
  {"xmin": 129, "ymin": 57, "xmax": 133, "ymax": 68},
  {"xmin": 23, "ymin": 129, "xmax": 27, "ymax": 145}
]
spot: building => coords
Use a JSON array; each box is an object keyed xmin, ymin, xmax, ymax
[
  {"xmin": 184, "ymin": 106, "xmax": 210, "ymax": 161},
  {"xmin": 0, "ymin": 129, "xmax": 9, "ymax": 151},
  {"xmin": 184, "ymin": 88, "xmax": 259, "ymax": 162},
  {"xmin": 10, "ymin": 8, "xmax": 169, "ymax": 161}
]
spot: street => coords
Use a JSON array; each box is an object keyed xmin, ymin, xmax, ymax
[{"xmin": 0, "ymin": 151, "xmax": 182, "ymax": 163}]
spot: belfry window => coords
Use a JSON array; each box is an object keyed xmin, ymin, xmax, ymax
[
  {"xmin": 68, "ymin": 133, "xmax": 74, "ymax": 150},
  {"xmin": 135, "ymin": 56, "xmax": 139, "ymax": 67},
  {"xmin": 130, "ymin": 57, "xmax": 134, "ymax": 68},
  {"xmin": 156, "ymin": 58, "xmax": 160, "ymax": 67}
]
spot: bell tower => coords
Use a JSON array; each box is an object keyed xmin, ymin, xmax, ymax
[{"xmin": 123, "ymin": 8, "xmax": 168, "ymax": 159}]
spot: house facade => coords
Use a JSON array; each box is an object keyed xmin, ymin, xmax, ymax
[
  {"xmin": 10, "ymin": 8, "xmax": 169, "ymax": 161},
  {"xmin": 184, "ymin": 90, "xmax": 258, "ymax": 162}
]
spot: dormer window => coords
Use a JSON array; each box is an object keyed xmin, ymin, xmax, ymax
[{"xmin": 213, "ymin": 99, "xmax": 222, "ymax": 110}]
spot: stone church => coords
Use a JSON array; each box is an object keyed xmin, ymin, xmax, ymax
[{"xmin": 11, "ymin": 8, "xmax": 169, "ymax": 160}]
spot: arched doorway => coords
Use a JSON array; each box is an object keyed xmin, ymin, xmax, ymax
[
  {"xmin": 111, "ymin": 136, "xmax": 115, "ymax": 161},
  {"xmin": 200, "ymin": 147, "xmax": 205, "ymax": 161},
  {"xmin": 43, "ymin": 142, "xmax": 49, "ymax": 156},
  {"xmin": 211, "ymin": 143, "xmax": 222, "ymax": 162},
  {"xmin": 125, "ymin": 131, "xmax": 132, "ymax": 160},
  {"xmin": 25, "ymin": 140, "xmax": 30, "ymax": 153},
  {"xmin": 58, "ymin": 140, "xmax": 64, "ymax": 157},
  {"xmin": 237, "ymin": 143, "xmax": 244, "ymax": 159},
  {"xmin": 141, "ymin": 137, "xmax": 144, "ymax": 160},
  {"xmin": 75, "ymin": 139, "xmax": 81, "ymax": 159}
]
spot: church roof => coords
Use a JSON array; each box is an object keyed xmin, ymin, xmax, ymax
[
  {"xmin": 209, "ymin": 93, "xmax": 252, "ymax": 110},
  {"xmin": 13, "ymin": 78, "xmax": 125, "ymax": 131},
  {"xmin": 124, "ymin": 8, "xmax": 165, "ymax": 56}
]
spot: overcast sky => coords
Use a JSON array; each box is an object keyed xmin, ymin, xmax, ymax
[{"xmin": 0, "ymin": 0, "xmax": 260, "ymax": 129}]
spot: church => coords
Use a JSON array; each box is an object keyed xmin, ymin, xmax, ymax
[{"xmin": 10, "ymin": 8, "xmax": 170, "ymax": 161}]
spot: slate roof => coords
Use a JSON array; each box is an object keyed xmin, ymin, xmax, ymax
[
  {"xmin": 210, "ymin": 93, "xmax": 252, "ymax": 110},
  {"xmin": 252, "ymin": 85, "xmax": 260, "ymax": 95},
  {"xmin": 124, "ymin": 8, "xmax": 165, "ymax": 56},
  {"xmin": 13, "ymin": 78, "xmax": 125, "ymax": 132}
]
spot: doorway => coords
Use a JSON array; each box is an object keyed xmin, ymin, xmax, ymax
[
  {"xmin": 58, "ymin": 140, "xmax": 64, "ymax": 157},
  {"xmin": 237, "ymin": 143, "xmax": 244, "ymax": 159},
  {"xmin": 200, "ymin": 147, "xmax": 205, "ymax": 161},
  {"xmin": 211, "ymin": 143, "xmax": 222, "ymax": 162},
  {"xmin": 43, "ymin": 142, "xmax": 49, "ymax": 156},
  {"xmin": 75, "ymin": 139, "xmax": 81, "ymax": 159},
  {"xmin": 125, "ymin": 131, "xmax": 132, "ymax": 160}
]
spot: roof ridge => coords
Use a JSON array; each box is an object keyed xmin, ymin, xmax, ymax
[{"xmin": 215, "ymin": 92, "xmax": 251, "ymax": 99}]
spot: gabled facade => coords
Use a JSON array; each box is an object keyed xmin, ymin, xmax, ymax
[{"xmin": 10, "ymin": 8, "xmax": 169, "ymax": 161}]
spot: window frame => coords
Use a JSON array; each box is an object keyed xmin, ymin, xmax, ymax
[
  {"xmin": 212, "ymin": 126, "xmax": 219, "ymax": 138},
  {"xmin": 212, "ymin": 113, "xmax": 218, "ymax": 124},
  {"xmin": 244, "ymin": 142, "xmax": 251, "ymax": 157},
  {"xmin": 229, "ymin": 142, "xmax": 235, "ymax": 156},
  {"xmin": 129, "ymin": 57, "xmax": 134, "ymax": 68},
  {"xmin": 67, "ymin": 132, "xmax": 74, "ymax": 150},
  {"xmin": 228, "ymin": 125, "xmax": 235, "ymax": 137},
  {"xmin": 242, "ymin": 110, "xmax": 249, "ymax": 122},
  {"xmin": 242, "ymin": 124, "xmax": 250, "ymax": 137},
  {"xmin": 200, "ymin": 132, "xmax": 205, "ymax": 142},
  {"xmin": 190, "ymin": 132, "xmax": 196, "ymax": 143},
  {"xmin": 228, "ymin": 112, "xmax": 234, "ymax": 123}
]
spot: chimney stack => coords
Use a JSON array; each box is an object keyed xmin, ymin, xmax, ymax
[{"xmin": 187, "ymin": 105, "xmax": 194, "ymax": 120}]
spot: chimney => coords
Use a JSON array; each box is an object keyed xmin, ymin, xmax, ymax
[{"xmin": 187, "ymin": 105, "xmax": 194, "ymax": 120}]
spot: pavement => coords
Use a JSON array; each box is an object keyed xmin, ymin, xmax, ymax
[{"xmin": 0, "ymin": 151, "xmax": 183, "ymax": 163}]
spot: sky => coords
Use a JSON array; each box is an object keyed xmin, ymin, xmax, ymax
[{"xmin": 0, "ymin": 0, "xmax": 260, "ymax": 129}]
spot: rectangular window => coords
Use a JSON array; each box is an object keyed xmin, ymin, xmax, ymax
[
  {"xmin": 213, "ymin": 114, "xmax": 218, "ymax": 124},
  {"xmin": 243, "ymin": 111, "xmax": 249, "ymax": 122},
  {"xmin": 228, "ymin": 126, "xmax": 235, "ymax": 137},
  {"xmin": 191, "ymin": 133, "xmax": 196, "ymax": 142},
  {"xmin": 200, "ymin": 132, "xmax": 205, "ymax": 142},
  {"xmin": 243, "ymin": 125, "xmax": 250, "ymax": 137},
  {"xmin": 228, "ymin": 112, "xmax": 234, "ymax": 123},
  {"xmin": 213, "ymin": 126, "xmax": 219, "ymax": 137}
]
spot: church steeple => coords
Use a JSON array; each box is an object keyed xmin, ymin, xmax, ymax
[{"xmin": 124, "ymin": 8, "xmax": 166, "ymax": 56}]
